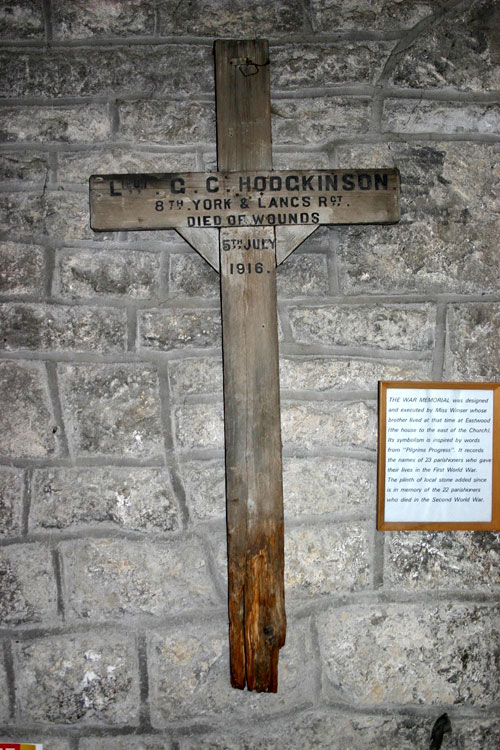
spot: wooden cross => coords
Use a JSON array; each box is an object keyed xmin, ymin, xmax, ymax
[{"xmin": 90, "ymin": 39, "xmax": 400, "ymax": 693}]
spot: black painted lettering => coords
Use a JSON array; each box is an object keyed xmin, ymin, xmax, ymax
[
  {"xmin": 301, "ymin": 175, "xmax": 314, "ymax": 190},
  {"xmin": 206, "ymin": 176, "xmax": 219, "ymax": 193},
  {"xmin": 358, "ymin": 173, "xmax": 372, "ymax": 190},
  {"xmin": 110, "ymin": 180, "xmax": 122, "ymax": 196},
  {"xmin": 239, "ymin": 175, "xmax": 251, "ymax": 192},
  {"xmin": 171, "ymin": 177, "xmax": 185, "ymax": 194},
  {"xmin": 342, "ymin": 174, "xmax": 355, "ymax": 191},
  {"xmin": 375, "ymin": 173, "xmax": 389, "ymax": 189},
  {"xmin": 269, "ymin": 175, "xmax": 282, "ymax": 191},
  {"xmin": 325, "ymin": 174, "xmax": 338, "ymax": 191},
  {"xmin": 285, "ymin": 175, "xmax": 299, "ymax": 191}
]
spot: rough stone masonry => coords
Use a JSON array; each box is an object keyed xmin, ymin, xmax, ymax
[{"xmin": 0, "ymin": 1, "xmax": 499, "ymax": 748}]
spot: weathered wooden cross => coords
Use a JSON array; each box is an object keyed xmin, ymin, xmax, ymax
[{"xmin": 90, "ymin": 39, "xmax": 400, "ymax": 692}]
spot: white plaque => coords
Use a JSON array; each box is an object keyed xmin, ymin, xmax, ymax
[{"xmin": 378, "ymin": 382, "xmax": 500, "ymax": 530}]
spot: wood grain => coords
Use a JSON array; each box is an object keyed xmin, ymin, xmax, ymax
[
  {"xmin": 89, "ymin": 169, "xmax": 400, "ymax": 232},
  {"xmin": 216, "ymin": 40, "xmax": 286, "ymax": 692}
]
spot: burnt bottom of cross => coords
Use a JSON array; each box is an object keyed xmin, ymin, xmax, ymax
[{"xmin": 228, "ymin": 525, "xmax": 286, "ymax": 691}]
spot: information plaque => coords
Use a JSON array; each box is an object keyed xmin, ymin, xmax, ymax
[{"xmin": 378, "ymin": 382, "xmax": 500, "ymax": 530}]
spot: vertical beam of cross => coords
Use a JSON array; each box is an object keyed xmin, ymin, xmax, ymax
[{"xmin": 215, "ymin": 40, "xmax": 286, "ymax": 692}]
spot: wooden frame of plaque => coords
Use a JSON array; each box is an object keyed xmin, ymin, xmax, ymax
[{"xmin": 378, "ymin": 381, "xmax": 500, "ymax": 531}]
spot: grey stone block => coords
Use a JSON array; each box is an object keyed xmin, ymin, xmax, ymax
[
  {"xmin": 0, "ymin": 303, "xmax": 126, "ymax": 352},
  {"xmin": 159, "ymin": 0, "xmax": 305, "ymax": 35},
  {"xmin": 169, "ymin": 253, "xmax": 219, "ymax": 299},
  {"xmin": 336, "ymin": 220, "xmax": 500, "ymax": 295},
  {"xmin": 0, "ymin": 151, "xmax": 50, "ymax": 182},
  {"xmin": 81, "ymin": 739, "xmax": 169, "ymax": 750},
  {"xmin": 310, "ymin": 0, "xmax": 434, "ymax": 31},
  {"xmin": 0, "ymin": 467, "xmax": 24, "ymax": 537},
  {"xmin": 383, "ymin": 99, "xmax": 500, "ymax": 135},
  {"xmin": 0, "ymin": 241, "xmax": 44, "ymax": 296},
  {"xmin": 0, "ymin": 192, "xmax": 94, "ymax": 242},
  {"xmin": 334, "ymin": 141, "xmax": 500, "ymax": 294},
  {"xmin": 59, "ymin": 364, "xmax": 163, "ymax": 458},
  {"xmin": 0, "ymin": 361, "xmax": 58, "ymax": 458},
  {"xmin": 0, "ymin": 46, "xmax": 213, "ymax": 98},
  {"xmin": 14, "ymin": 632, "xmax": 140, "ymax": 725},
  {"xmin": 119, "ymin": 100, "xmax": 216, "ymax": 145},
  {"xmin": 272, "ymin": 97, "xmax": 371, "ymax": 144},
  {"xmin": 61, "ymin": 536, "xmax": 219, "ymax": 621},
  {"xmin": 271, "ymin": 151, "xmax": 331, "ymax": 170},
  {"xmin": 31, "ymin": 467, "xmax": 180, "ymax": 533},
  {"xmin": 318, "ymin": 602, "xmax": 500, "ymax": 706},
  {"xmin": 279, "ymin": 357, "xmax": 432, "ymax": 393},
  {"xmin": 445, "ymin": 303, "xmax": 500, "ymax": 380},
  {"xmin": 179, "ymin": 713, "xmax": 500, "ymax": 750},
  {"xmin": 449, "ymin": 719, "xmax": 500, "ymax": 749},
  {"xmin": 148, "ymin": 617, "xmax": 316, "ymax": 725},
  {"xmin": 56, "ymin": 248, "xmax": 161, "ymax": 299},
  {"xmin": 337, "ymin": 139, "xmax": 499, "ymax": 223},
  {"xmin": 47, "ymin": 191, "xmax": 97, "ymax": 241},
  {"xmin": 0, "ymin": 543, "xmax": 58, "ymax": 626},
  {"xmin": 0, "ymin": 193, "xmax": 46, "ymax": 241},
  {"xmin": 0, "ymin": 0, "xmax": 44, "ymax": 38},
  {"xmin": 0, "ymin": 468, "xmax": 24, "ymax": 538},
  {"xmin": 178, "ymin": 711, "xmax": 432, "ymax": 750},
  {"xmin": 58, "ymin": 148, "xmax": 197, "ymax": 185},
  {"xmin": 283, "ymin": 456, "xmax": 375, "ymax": 517},
  {"xmin": 168, "ymin": 357, "xmax": 223, "ymax": 398},
  {"xmin": 288, "ymin": 304, "xmax": 435, "ymax": 351},
  {"xmin": 52, "ymin": 0, "xmax": 155, "ymax": 38},
  {"xmin": 385, "ymin": 531, "xmax": 500, "ymax": 590},
  {"xmin": 209, "ymin": 527, "xmax": 233, "ymax": 590},
  {"xmin": 139, "ymin": 309, "xmax": 221, "ymax": 351},
  {"xmin": 276, "ymin": 253, "xmax": 328, "ymax": 297},
  {"xmin": 0, "ymin": 659, "xmax": 9, "ymax": 722},
  {"xmin": 181, "ymin": 458, "xmax": 226, "ymax": 522},
  {"xmin": 282, "ymin": 401, "xmax": 377, "ymax": 451},
  {"xmin": 203, "ymin": 149, "xmax": 332, "ymax": 172},
  {"xmin": 0, "ymin": 104, "xmax": 110, "ymax": 142},
  {"xmin": 174, "ymin": 402, "xmax": 224, "ymax": 451},
  {"xmin": 285, "ymin": 522, "xmax": 371, "ymax": 597},
  {"xmin": 390, "ymin": 0, "xmax": 500, "ymax": 91},
  {"xmin": 272, "ymin": 42, "xmax": 394, "ymax": 88},
  {"xmin": 403, "ymin": 141, "xmax": 500, "ymax": 224},
  {"xmin": 120, "ymin": 228, "xmax": 179, "ymax": 244}
]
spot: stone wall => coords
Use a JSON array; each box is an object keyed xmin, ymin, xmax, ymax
[{"xmin": 1, "ymin": 1, "xmax": 499, "ymax": 748}]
